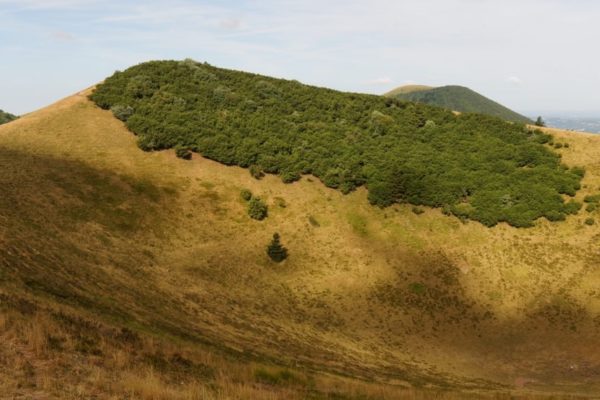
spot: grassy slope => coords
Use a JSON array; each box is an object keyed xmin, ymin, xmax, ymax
[
  {"xmin": 384, "ymin": 85, "xmax": 433, "ymax": 97},
  {"xmin": 387, "ymin": 85, "xmax": 532, "ymax": 123},
  {"xmin": 1, "ymin": 91, "xmax": 600, "ymax": 398}
]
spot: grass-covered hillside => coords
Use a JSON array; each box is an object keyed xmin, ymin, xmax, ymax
[
  {"xmin": 3, "ymin": 88, "xmax": 600, "ymax": 399},
  {"xmin": 91, "ymin": 60, "xmax": 581, "ymax": 227},
  {"xmin": 386, "ymin": 85, "xmax": 532, "ymax": 124},
  {"xmin": 0, "ymin": 109, "xmax": 18, "ymax": 125},
  {"xmin": 384, "ymin": 84, "xmax": 433, "ymax": 97}
]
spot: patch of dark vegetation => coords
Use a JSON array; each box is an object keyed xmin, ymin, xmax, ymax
[
  {"xmin": 374, "ymin": 252, "xmax": 493, "ymax": 330},
  {"xmin": 144, "ymin": 351, "xmax": 215, "ymax": 382},
  {"xmin": 0, "ymin": 109, "xmax": 18, "ymax": 125},
  {"xmin": 175, "ymin": 144, "xmax": 192, "ymax": 160},
  {"xmin": 90, "ymin": 59, "xmax": 583, "ymax": 228},
  {"xmin": 308, "ymin": 215, "xmax": 320, "ymax": 227},
  {"xmin": 267, "ymin": 233, "xmax": 288, "ymax": 262},
  {"xmin": 248, "ymin": 197, "xmax": 268, "ymax": 220},
  {"xmin": 254, "ymin": 367, "xmax": 306, "ymax": 386}
]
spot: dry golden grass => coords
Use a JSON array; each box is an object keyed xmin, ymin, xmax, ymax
[
  {"xmin": 1, "ymin": 90, "xmax": 600, "ymax": 398},
  {"xmin": 384, "ymin": 85, "xmax": 434, "ymax": 97}
]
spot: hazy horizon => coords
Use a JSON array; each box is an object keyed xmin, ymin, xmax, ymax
[{"xmin": 1, "ymin": 0, "xmax": 600, "ymax": 117}]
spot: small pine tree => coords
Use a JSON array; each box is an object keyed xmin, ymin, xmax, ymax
[
  {"xmin": 267, "ymin": 233, "xmax": 288, "ymax": 262},
  {"xmin": 535, "ymin": 116, "xmax": 546, "ymax": 127}
]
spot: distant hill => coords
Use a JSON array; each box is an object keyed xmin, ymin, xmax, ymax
[
  {"xmin": 0, "ymin": 109, "xmax": 18, "ymax": 125},
  {"xmin": 386, "ymin": 85, "xmax": 532, "ymax": 123},
  {"xmin": 384, "ymin": 84, "xmax": 433, "ymax": 97}
]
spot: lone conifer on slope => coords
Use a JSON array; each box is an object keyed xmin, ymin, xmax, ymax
[{"xmin": 267, "ymin": 233, "xmax": 288, "ymax": 262}]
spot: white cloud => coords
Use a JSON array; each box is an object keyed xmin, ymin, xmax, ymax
[
  {"xmin": 367, "ymin": 77, "xmax": 393, "ymax": 85},
  {"xmin": 506, "ymin": 76, "xmax": 522, "ymax": 85},
  {"xmin": 219, "ymin": 18, "xmax": 243, "ymax": 30}
]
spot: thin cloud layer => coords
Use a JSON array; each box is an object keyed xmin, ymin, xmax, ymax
[{"xmin": 0, "ymin": 0, "xmax": 599, "ymax": 116}]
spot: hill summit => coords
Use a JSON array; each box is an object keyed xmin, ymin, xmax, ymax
[
  {"xmin": 90, "ymin": 60, "xmax": 581, "ymax": 228},
  {"xmin": 385, "ymin": 84, "xmax": 532, "ymax": 123}
]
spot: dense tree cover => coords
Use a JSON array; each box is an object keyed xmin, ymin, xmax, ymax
[
  {"xmin": 388, "ymin": 86, "xmax": 532, "ymax": 124},
  {"xmin": 0, "ymin": 109, "xmax": 18, "ymax": 125},
  {"xmin": 90, "ymin": 60, "xmax": 583, "ymax": 227}
]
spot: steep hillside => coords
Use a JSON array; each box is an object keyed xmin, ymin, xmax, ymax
[
  {"xmin": 0, "ymin": 109, "xmax": 18, "ymax": 125},
  {"xmin": 90, "ymin": 60, "xmax": 581, "ymax": 228},
  {"xmin": 2, "ymin": 85, "xmax": 600, "ymax": 398},
  {"xmin": 386, "ymin": 85, "xmax": 532, "ymax": 123}
]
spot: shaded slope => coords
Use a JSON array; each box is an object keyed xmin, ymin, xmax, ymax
[
  {"xmin": 387, "ymin": 85, "xmax": 532, "ymax": 123},
  {"xmin": 90, "ymin": 60, "xmax": 580, "ymax": 228},
  {"xmin": 2, "ymin": 91, "xmax": 600, "ymax": 398}
]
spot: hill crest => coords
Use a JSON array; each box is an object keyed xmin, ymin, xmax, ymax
[{"xmin": 386, "ymin": 84, "xmax": 532, "ymax": 123}]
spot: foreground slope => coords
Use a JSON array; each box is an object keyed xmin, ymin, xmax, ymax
[
  {"xmin": 2, "ymin": 90, "xmax": 600, "ymax": 398},
  {"xmin": 386, "ymin": 85, "xmax": 532, "ymax": 123}
]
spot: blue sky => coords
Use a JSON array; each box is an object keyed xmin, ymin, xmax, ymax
[{"xmin": 1, "ymin": 0, "xmax": 599, "ymax": 117}]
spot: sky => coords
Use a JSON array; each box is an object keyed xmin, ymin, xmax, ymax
[{"xmin": 1, "ymin": 0, "xmax": 599, "ymax": 117}]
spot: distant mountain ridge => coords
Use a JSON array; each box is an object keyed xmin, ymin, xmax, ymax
[
  {"xmin": 385, "ymin": 85, "xmax": 532, "ymax": 123},
  {"xmin": 0, "ymin": 109, "xmax": 18, "ymax": 125}
]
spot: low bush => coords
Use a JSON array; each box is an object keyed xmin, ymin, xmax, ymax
[
  {"xmin": 174, "ymin": 145, "xmax": 192, "ymax": 160},
  {"xmin": 240, "ymin": 189, "xmax": 253, "ymax": 201},
  {"xmin": 248, "ymin": 197, "xmax": 267, "ymax": 220}
]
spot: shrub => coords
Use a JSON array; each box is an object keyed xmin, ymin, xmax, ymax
[
  {"xmin": 585, "ymin": 218, "xmax": 595, "ymax": 226},
  {"xmin": 571, "ymin": 166, "xmax": 585, "ymax": 178},
  {"xmin": 248, "ymin": 197, "xmax": 267, "ymax": 220},
  {"xmin": 584, "ymin": 194, "xmax": 600, "ymax": 203},
  {"xmin": 249, "ymin": 165, "xmax": 264, "ymax": 180},
  {"xmin": 110, "ymin": 104, "xmax": 134, "ymax": 121},
  {"xmin": 281, "ymin": 170, "xmax": 300, "ymax": 183},
  {"xmin": 411, "ymin": 206, "xmax": 424, "ymax": 215},
  {"xmin": 174, "ymin": 145, "xmax": 192, "ymax": 160},
  {"xmin": 267, "ymin": 233, "xmax": 288, "ymax": 262},
  {"xmin": 586, "ymin": 203, "xmax": 597, "ymax": 213},
  {"xmin": 240, "ymin": 189, "xmax": 253, "ymax": 201}
]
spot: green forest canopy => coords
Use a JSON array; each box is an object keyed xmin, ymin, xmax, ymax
[{"xmin": 90, "ymin": 60, "xmax": 583, "ymax": 227}]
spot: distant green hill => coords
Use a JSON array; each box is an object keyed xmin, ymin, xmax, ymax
[
  {"xmin": 386, "ymin": 85, "xmax": 532, "ymax": 123},
  {"xmin": 0, "ymin": 110, "xmax": 18, "ymax": 125}
]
